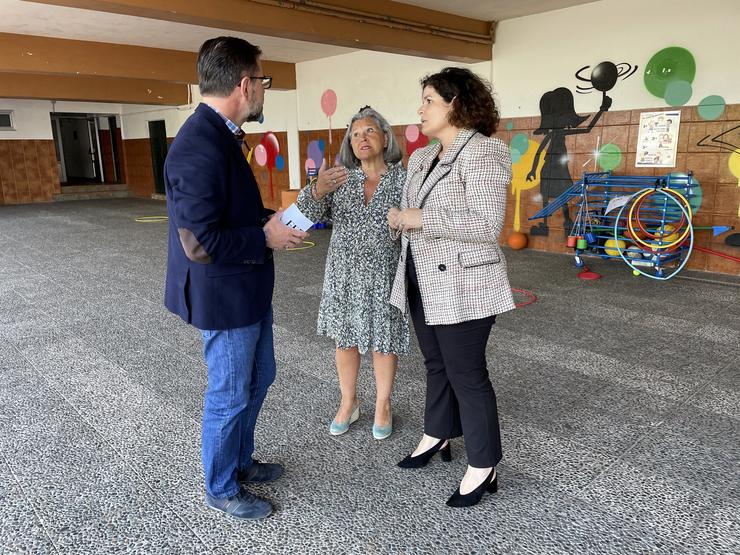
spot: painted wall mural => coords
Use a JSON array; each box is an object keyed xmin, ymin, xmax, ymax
[
  {"xmin": 507, "ymin": 60, "xmax": 642, "ymax": 237},
  {"xmin": 641, "ymin": 46, "xmax": 740, "ymax": 235},
  {"xmin": 501, "ymin": 46, "xmax": 738, "ymax": 273},
  {"xmin": 321, "ymin": 88, "xmax": 337, "ymax": 156},
  {"xmin": 644, "ymin": 47, "xmax": 696, "ymax": 107},
  {"xmin": 249, "ymin": 131, "xmax": 285, "ymax": 200},
  {"xmin": 511, "ymin": 138, "xmax": 544, "ymax": 232},
  {"xmin": 576, "ymin": 61, "xmax": 638, "ymax": 95},
  {"xmin": 405, "ymin": 124, "xmax": 429, "ymax": 156},
  {"xmin": 525, "ymin": 83, "xmax": 612, "ymax": 236},
  {"xmin": 305, "ymin": 138, "xmax": 325, "ymax": 174}
]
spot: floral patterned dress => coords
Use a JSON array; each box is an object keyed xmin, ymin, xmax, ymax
[{"xmin": 296, "ymin": 163, "xmax": 410, "ymax": 355}]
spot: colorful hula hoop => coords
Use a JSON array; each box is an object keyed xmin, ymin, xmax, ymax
[
  {"xmin": 614, "ymin": 188, "xmax": 694, "ymax": 280},
  {"xmin": 626, "ymin": 188, "xmax": 692, "ymax": 251},
  {"xmin": 633, "ymin": 189, "xmax": 687, "ymax": 239}
]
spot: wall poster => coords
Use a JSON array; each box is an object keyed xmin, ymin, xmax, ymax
[{"xmin": 635, "ymin": 111, "xmax": 681, "ymax": 167}]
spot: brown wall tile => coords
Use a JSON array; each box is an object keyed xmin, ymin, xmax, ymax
[
  {"xmin": 713, "ymin": 185, "xmax": 740, "ymax": 216},
  {"xmin": 686, "ymin": 152, "xmax": 720, "ymax": 182},
  {"xmin": 602, "ymin": 110, "xmax": 632, "ymax": 126},
  {"xmin": 0, "ymin": 140, "xmax": 57, "ymax": 205},
  {"xmin": 687, "ymin": 121, "xmax": 725, "ymax": 153}
]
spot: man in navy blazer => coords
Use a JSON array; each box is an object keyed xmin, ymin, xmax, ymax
[{"xmin": 164, "ymin": 37, "xmax": 306, "ymax": 520}]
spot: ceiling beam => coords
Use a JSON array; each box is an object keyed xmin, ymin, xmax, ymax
[
  {"xmin": 26, "ymin": 0, "xmax": 493, "ymax": 62},
  {"xmin": 0, "ymin": 33, "xmax": 296, "ymax": 89},
  {"xmin": 0, "ymin": 72, "xmax": 190, "ymax": 105}
]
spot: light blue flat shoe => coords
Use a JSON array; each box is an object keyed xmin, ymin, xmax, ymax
[
  {"xmin": 372, "ymin": 410, "xmax": 393, "ymax": 440},
  {"xmin": 329, "ymin": 404, "xmax": 359, "ymax": 436}
]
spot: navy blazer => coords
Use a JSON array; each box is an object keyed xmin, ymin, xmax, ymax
[{"xmin": 164, "ymin": 103, "xmax": 274, "ymax": 330}]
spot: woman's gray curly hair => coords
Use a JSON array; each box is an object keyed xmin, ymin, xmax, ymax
[{"xmin": 338, "ymin": 106, "xmax": 402, "ymax": 169}]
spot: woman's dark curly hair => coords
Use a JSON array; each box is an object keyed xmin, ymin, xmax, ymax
[{"xmin": 421, "ymin": 67, "xmax": 500, "ymax": 136}]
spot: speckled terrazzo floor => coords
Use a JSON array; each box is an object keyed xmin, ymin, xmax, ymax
[{"xmin": 0, "ymin": 198, "xmax": 738, "ymax": 554}]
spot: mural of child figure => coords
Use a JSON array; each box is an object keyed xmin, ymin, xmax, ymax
[{"xmin": 526, "ymin": 88, "xmax": 611, "ymax": 236}]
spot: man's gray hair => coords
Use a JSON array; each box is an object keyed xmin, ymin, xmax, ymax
[{"xmin": 338, "ymin": 107, "xmax": 402, "ymax": 168}]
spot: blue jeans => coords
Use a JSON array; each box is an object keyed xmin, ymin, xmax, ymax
[{"xmin": 200, "ymin": 308, "xmax": 276, "ymax": 498}]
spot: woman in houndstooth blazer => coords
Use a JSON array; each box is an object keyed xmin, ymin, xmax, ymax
[{"xmin": 388, "ymin": 67, "xmax": 515, "ymax": 508}]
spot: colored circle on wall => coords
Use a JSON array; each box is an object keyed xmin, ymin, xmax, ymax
[
  {"xmin": 254, "ymin": 144, "xmax": 267, "ymax": 166},
  {"xmin": 275, "ymin": 154, "xmax": 285, "ymax": 171},
  {"xmin": 697, "ymin": 95, "xmax": 726, "ymax": 120},
  {"xmin": 405, "ymin": 124, "xmax": 420, "ymax": 142},
  {"xmin": 664, "ymin": 80, "xmax": 692, "ymax": 106},
  {"xmin": 597, "ymin": 143, "xmax": 622, "ymax": 171},
  {"xmin": 729, "ymin": 150, "xmax": 740, "ymax": 184},
  {"xmin": 510, "ymin": 147, "xmax": 522, "ymax": 164},
  {"xmin": 667, "ymin": 172, "xmax": 702, "ymax": 215},
  {"xmin": 406, "ymin": 132, "xmax": 429, "ymax": 156},
  {"xmin": 505, "ymin": 121, "xmax": 514, "ymax": 131},
  {"xmin": 644, "ymin": 47, "xmax": 696, "ymax": 98},
  {"xmin": 510, "ymin": 133, "xmax": 529, "ymax": 157}
]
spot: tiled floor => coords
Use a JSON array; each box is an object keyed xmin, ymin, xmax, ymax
[{"xmin": 0, "ymin": 199, "xmax": 738, "ymax": 554}]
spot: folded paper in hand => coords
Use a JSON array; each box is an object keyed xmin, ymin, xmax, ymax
[{"xmin": 280, "ymin": 203, "xmax": 314, "ymax": 232}]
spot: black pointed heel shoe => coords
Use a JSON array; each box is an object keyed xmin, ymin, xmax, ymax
[
  {"xmin": 397, "ymin": 439, "xmax": 451, "ymax": 469},
  {"xmin": 446, "ymin": 469, "xmax": 497, "ymax": 508}
]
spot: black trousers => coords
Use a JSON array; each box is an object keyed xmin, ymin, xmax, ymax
[{"xmin": 407, "ymin": 254, "xmax": 503, "ymax": 468}]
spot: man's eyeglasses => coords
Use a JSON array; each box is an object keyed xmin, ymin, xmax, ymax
[{"xmin": 249, "ymin": 76, "xmax": 272, "ymax": 89}]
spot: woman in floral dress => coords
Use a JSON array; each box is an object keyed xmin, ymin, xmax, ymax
[{"xmin": 296, "ymin": 106, "xmax": 409, "ymax": 440}]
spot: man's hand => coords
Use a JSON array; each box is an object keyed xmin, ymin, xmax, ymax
[{"xmin": 263, "ymin": 211, "xmax": 308, "ymax": 250}]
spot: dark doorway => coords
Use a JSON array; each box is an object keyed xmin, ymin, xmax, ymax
[
  {"xmin": 148, "ymin": 120, "xmax": 168, "ymax": 195},
  {"xmin": 108, "ymin": 116, "xmax": 122, "ymax": 183},
  {"xmin": 57, "ymin": 116, "xmax": 97, "ymax": 184},
  {"xmin": 51, "ymin": 113, "xmax": 121, "ymax": 186}
]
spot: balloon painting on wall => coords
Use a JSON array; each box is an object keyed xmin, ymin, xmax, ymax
[
  {"xmin": 404, "ymin": 124, "xmax": 429, "ymax": 156},
  {"xmin": 321, "ymin": 89, "xmax": 337, "ymax": 158},
  {"xmin": 305, "ymin": 139, "xmax": 325, "ymax": 174},
  {"xmin": 253, "ymin": 131, "xmax": 281, "ymax": 199}
]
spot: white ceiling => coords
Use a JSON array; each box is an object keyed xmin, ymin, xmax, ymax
[
  {"xmin": 0, "ymin": 0, "xmax": 603, "ymax": 64},
  {"xmin": 396, "ymin": 0, "xmax": 602, "ymax": 21},
  {"xmin": 0, "ymin": 0, "xmax": 357, "ymax": 61}
]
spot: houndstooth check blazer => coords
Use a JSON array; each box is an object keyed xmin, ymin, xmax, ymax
[{"xmin": 389, "ymin": 128, "xmax": 516, "ymax": 325}]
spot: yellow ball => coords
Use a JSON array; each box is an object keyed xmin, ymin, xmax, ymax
[
  {"xmin": 604, "ymin": 239, "xmax": 626, "ymax": 257},
  {"xmin": 632, "ymin": 269, "xmax": 640, "ymax": 276},
  {"xmin": 655, "ymin": 224, "xmax": 679, "ymax": 245}
]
